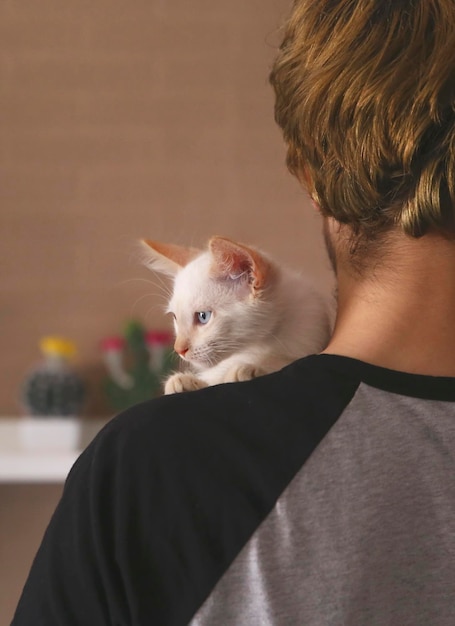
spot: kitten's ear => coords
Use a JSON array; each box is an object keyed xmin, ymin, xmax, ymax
[
  {"xmin": 208, "ymin": 236, "xmax": 272, "ymax": 292},
  {"xmin": 141, "ymin": 239, "xmax": 201, "ymax": 277}
]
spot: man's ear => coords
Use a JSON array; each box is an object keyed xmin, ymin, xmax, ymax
[
  {"xmin": 141, "ymin": 240, "xmax": 201, "ymax": 277},
  {"xmin": 208, "ymin": 236, "xmax": 272, "ymax": 292}
]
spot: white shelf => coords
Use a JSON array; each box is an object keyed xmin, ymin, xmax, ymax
[{"xmin": 0, "ymin": 418, "xmax": 109, "ymax": 483}]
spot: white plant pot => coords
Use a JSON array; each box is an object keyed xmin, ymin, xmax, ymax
[{"xmin": 19, "ymin": 417, "xmax": 82, "ymax": 451}]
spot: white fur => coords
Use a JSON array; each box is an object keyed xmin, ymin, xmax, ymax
[{"xmin": 143, "ymin": 240, "xmax": 335, "ymax": 393}]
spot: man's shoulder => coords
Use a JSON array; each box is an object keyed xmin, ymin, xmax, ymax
[
  {"xmin": 88, "ymin": 355, "xmax": 360, "ymax": 477},
  {"xmin": 103, "ymin": 355, "xmax": 353, "ymax": 436},
  {"xmin": 62, "ymin": 355, "xmax": 362, "ymax": 625}
]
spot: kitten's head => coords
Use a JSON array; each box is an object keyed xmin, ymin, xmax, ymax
[{"xmin": 141, "ymin": 236, "xmax": 276, "ymax": 370}]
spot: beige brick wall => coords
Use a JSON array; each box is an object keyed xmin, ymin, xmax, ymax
[
  {"xmin": 1, "ymin": 2, "xmax": 333, "ymax": 619},
  {"xmin": 1, "ymin": 0, "xmax": 333, "ymax": 419}
]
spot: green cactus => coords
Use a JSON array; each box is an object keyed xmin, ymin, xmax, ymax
[{"xmin": 102, "ymin": 320, "xmax": 176, "ymax": 413}]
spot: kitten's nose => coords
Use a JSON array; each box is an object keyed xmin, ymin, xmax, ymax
[{"xmin": 174, "ymin": 341, "xmax": 189, "ymax": 358}]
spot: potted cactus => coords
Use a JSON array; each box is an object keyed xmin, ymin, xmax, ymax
[
  {"xmin": 101, "ymin": 321, "xmax": 175, "ymax": 413},
  {"xmin": 20, "ymin": 336, "xmax": 86, "ymax": 450}
]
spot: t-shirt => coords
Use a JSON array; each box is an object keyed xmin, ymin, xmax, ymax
[{"xmin": 12, "ymin": 354, "xmax": 455, "ymax": 625}]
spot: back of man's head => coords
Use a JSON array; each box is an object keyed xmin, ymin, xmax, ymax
[{"xmin": 270, "ymin": 0, "xmax": 455, "ymax": 241}]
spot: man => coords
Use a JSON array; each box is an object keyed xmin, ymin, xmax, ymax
[{"xmin": 13, "ymin": 1, "xmax": 455, "ymax": 624}]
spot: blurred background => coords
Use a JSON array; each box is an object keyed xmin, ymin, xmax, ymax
[{"xmin": 0, "ymin": 0, "xmax": 333, "ymax": 622}]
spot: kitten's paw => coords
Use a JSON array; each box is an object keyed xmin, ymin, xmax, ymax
[
  {"xmin": 164, "ymin": 372, "xmax": 207, "ymax": 395},
  {"xmin": 223, "ymin": 364, "xmax": 266, "ymax": 383}
]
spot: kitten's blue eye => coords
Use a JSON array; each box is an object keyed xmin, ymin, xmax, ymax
[{"xmin": 196, "ymin": 311, "xmax": 212, "ymax": 325}]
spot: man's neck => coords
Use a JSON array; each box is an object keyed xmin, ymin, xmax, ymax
[{"xmin": 323, "ymin": 231, "xmax": 455, "ymax": 376}]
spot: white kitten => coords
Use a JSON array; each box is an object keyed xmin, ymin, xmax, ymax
[{"xmin": 141, "ymin": 236, "xmax": 334, "ymax": 394}]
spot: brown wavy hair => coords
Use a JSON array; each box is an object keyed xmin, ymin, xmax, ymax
[{"xmin": 270, "ymin": 0, "xmax": 455, "ymax": 239}]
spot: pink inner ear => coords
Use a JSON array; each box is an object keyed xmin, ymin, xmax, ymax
[
  {"xmin": 142, "ymin": 240, "xmax": 200, "ymax": 267},
  {"xmin": 226, "ymin": 250, "xmax": 251, "ymax": 278},
  {"xmin": 209, "ymin": 236, "xmax": 271, "ymax": 291}
]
